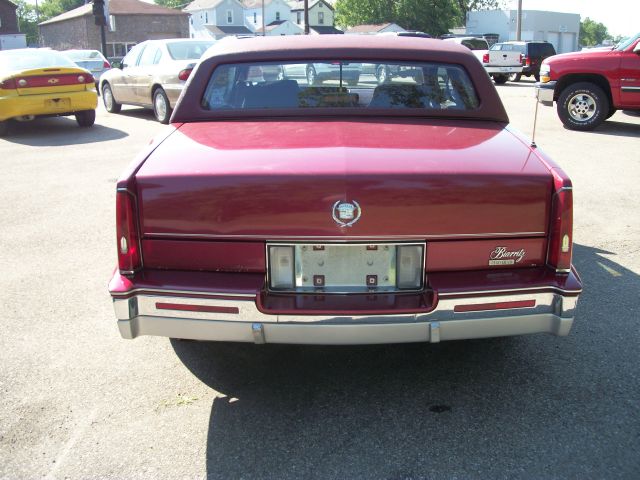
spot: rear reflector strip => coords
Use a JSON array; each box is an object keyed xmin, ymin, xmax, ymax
[
  {"xmin": 454, "ymin": 300, "xmax": 536, "ymax": 313},
  {"xmin": 155, "ymin": 302, "xmax": 239, "ymax": 314}
]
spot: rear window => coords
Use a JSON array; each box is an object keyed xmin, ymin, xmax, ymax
[
  {"xmin": 0, "ymin": 49, "xmax": 77, "ymax": 71},
  {"xmin": 64, "ymin": 50, "xmax": 103, "ymax": 61},
  {"xmin": 201, "ymin": 61, "xmax": 479, "ymax": 112},
  {"xmin": 490, "ymin": 43, "xmax": 525, "ymax": 53},
  {"xmin": 167, "ymin": 41, "xmax": 215, "ymax": 61},
  {"xmin": 461, "ymin": 39, "xmax": 488, "ymax": 50}
]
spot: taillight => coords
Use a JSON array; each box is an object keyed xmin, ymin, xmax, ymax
[
  {"xmin": 103, "ymin": 60, "xmax": 111, "ymax": 69},
  {"xmin": 525, "ymin": 55, "xmax": 531, "ymax": 66},
  {"xmin": 77, "ymin": 73, "xmax": 95, "ymax": 84},
  {"xmin": 482, "ymin": 53, "xmax": 489, "ymax": 64},
  {"xmin": 178, "ymin": 68, "xmax": 193, "ymax": 81},
  {"xmin": 116, "ymin": 190, "xmax": 142, "ymax": 274},
  {"xmin": 0, "ymin": 77, "xmax": 17, "ymax": 89},
  {"xmin": 547, "ymin": 187, "xmax": 573, "ymax": 273}
]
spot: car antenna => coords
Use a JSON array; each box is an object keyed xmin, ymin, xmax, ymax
[{"xmin": 531, "ymin": 89, "xmax": 540, "ymax": 148}]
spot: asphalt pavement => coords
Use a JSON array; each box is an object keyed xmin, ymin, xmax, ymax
[{"xmin": 1, "ymin": 80, "xmax": 639, "ymax": 479}]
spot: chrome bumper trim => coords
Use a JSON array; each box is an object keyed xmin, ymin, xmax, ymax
[
  {"xmin": 485, "ymin": 66, "xmax": 523, "ymax": 74},
  {"xmin": 114, "ymin": 291, "xmax": 578, "ymax": 344},
  {"xmin": 536, "ymin": 81, "xmax": 556, "ymax": 105}
]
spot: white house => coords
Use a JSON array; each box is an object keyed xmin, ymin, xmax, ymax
[
  {"xmin": 185, "ymin": 0, "xmax": 253, "ymax": 40},
  {"xmin": 465, "ymin": 9, "xmax": 580, "ymax": 53},
  {"xmin": 290, "ymin": 0, "xmax": 341, "ymax": 34},
  {"xmin": 242, "ymin": 0, "xmax": 293, "ymax": 33},
  {"xmin": 256, "ymin": 19, "xmax": 304, "ymax": 36}
]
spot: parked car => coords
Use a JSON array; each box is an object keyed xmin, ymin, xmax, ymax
[
  {"xmin": 442, "ymin": 36, "xmax": 489, "ymax": 63},
  {"xmin": 536, "ymin": 31, "xmax": 640, "ymax": 130},
  {"xmin": 482, "ymin": 42, "xmax": 524, "ymax": 84},
  {"xmin": 63, "ymin": 49, "xmax": 111, "ymax": 88},
  {"xmin": 109, "ymin": 35, "xmax": 582, "ymax": 345},
  {"xmin": 0, "ymin": 48, "xmax": 97, "ymax": 136},
  {"xmin": 99, "ymin": 39, "xmax": 214, "ymax": 123},
  {"xmin": 282, "ymin": 61, "xmax": 362, "ymax": 86},
  {"xmin": 489, "ymin": 41, "xmax": 556, "ymax": 82}
]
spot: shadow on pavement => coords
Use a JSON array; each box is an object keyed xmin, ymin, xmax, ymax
[
  {"xmin": 172, "ymin": 243, "xmax": 640, "ymax": 479},
  {"xmin": 2, "ymin": 116, "xmax": 128, "ymax": 146},
  {"xmin": 113, "ymin": 107, "xmax": 156, "ymax": 121},
  {"xmin": 580, "ymin": 119, "xmax": 640, "ymax": 138}
]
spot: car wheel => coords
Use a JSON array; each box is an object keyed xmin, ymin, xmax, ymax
[
  {"xmin": 492, "ymin": 74, "xmax": 508, "ymax": 85},
  {"xmin": 102, "ymin": 83, "xmax": 121, "ymax": 113},
  {"xmin": 557, "ymin": 82, "xmax": 609, "ymax": 131},
  {"xmin": 0, "ymin": 120, "xmax": 8, "ymax": 137},
  {"xmin": 306, "ymin": 65, "xmax": 318, "ymax": 86},
  {"xmin": 376, "ymin": 65, "xmax": 390, "ymax": 85},
  {"xmin": 75, "ymin": 109, "xmax": 96, "ymax": 127},
  {"xmin": 509, "ymin": 73, "xmax": 522, "ymax": 82},
  {"xmin": 153, "ymin": 88, "xmax": 172, "ymax": 124}
]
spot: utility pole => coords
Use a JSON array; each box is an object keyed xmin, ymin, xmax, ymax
[
  {"xmin": 516, "ymin": 0, "xmax": 522, "ymax": 41},
  {"xmin": 304, "ymin": 0, "xmax": 309, "ymax": 35}
]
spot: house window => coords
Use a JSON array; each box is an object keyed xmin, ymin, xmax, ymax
[
  {"xmin": 318, "ymin": 12, "xmax": 324, "ymax": 25},
  {"xmin": 319, "ymin": 1, "xmax": 323, "ymax": 7},
  {"xmin": 227, "ymin": 10, "xmax": 233, "ymax": 24},
  {"xmin": 276, "ymin": 11, "xmax": 280, "ymax": 21},
  {"xmin": 296, "ymin": 12, "xmax": 301, "ymax": 24},
  {"xmin": 109, "ymin": 15, "xmax": 116, "ymax": 32},
  {"xmin": 253, "ymin": 12, "xmax": 257, "ymax": 24},
  {"xmin": 205, "ymin": 12, "xmax": 208, "ymax": 23}
]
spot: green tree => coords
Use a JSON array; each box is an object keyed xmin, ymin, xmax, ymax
[
  {"xmin": 580, "ymin": 17, "xmax": 611, "ymax": 47},
  {"xmin": 154, "ymin": 0, "xmax": 191, "ymax": 9},
  {"xmin": 38, "ymin": 0, "xmax": 85, "ymax": 22},
  {"xmin": 335, "ymin": 0, "xmax": 462, "ymax": 36},
  {"xmin": 15, "ymin": 0, "xmax": 39, "ymax": 45},
  {"xmin": 455, "ymin": 0, "xmax": 504, "ymax": 19}
]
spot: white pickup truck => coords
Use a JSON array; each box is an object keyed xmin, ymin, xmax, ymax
[
  {"xmin": 482, "ymin": 42, "xmax": 524, "ymax": 84},
  {"xmin": 443, "ymin": 37, "xmax": 523, "ymax": 85}
]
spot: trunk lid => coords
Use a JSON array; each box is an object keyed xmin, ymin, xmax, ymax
[{"xmin": 135, "ymin": 119, "xmax": 552, "ymax": 240}]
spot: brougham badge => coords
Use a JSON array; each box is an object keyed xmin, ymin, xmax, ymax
[
  {"xmin": 332, "ymin": 200, "xmax": 361, "ymax": 227},
  {"xmin": 489, "ymin": 246, "xmax": 526, "ymax": 266}
]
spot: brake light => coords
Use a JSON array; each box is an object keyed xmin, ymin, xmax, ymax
[
  {"xmin": 178, "ymin": 68, "xmax": 193, "ymax": 81},
  {"xmin": 116, "ymin": 190, "xmax": 142, "ymax": 274},
  {"xmin": 525, "ymin": 55, "xmax": 531, "ymax": 66},
  {"xmin": 547, "ymin": 187, "xmax": 573, "ymax": 273},
  {"xmin": 77, "ymin": 73, "xmax": 95, "ymax": 84},
  {"xmin": 103, "ymin": 60, "xmax": 111, "ymax": 69},
  {"xmin": 0, "ymin": 78, "xmax": 17, "ymax": 89},
  {"xmin": 482, "ymin": 53, "xmax": 489, "ymax": 64}
]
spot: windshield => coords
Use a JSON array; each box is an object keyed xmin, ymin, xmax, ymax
[
  {"xmin": 0, "ymin": 49, "xmax": 77, "ymax": 72},
  {"xmin": 201, "ymin": 60, "xmax": 479, "ymax": 112},
  {"xmin": 64, "ymin": 50, "xmax": 103, "ymax": 61},
  {"xmin": 616, "ymin": 32, "xmax": 640, "ymax": 51},
  {"xmin": 167, "ymin": 41, "xmax": 215, "ymax": 60}
]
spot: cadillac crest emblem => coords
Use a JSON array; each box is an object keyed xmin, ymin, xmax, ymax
[{"xmin": 332, "ymin": 200, "xmax": 361, "ymax": 227}]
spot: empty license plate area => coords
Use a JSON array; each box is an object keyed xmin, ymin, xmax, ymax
[
  {"xmin": 267, "ymin": 243, "xmax": 425, "ymax": 293},
  {"xmin": 45, "ymin": 98, "xmax": 70, "ymax": 110}
]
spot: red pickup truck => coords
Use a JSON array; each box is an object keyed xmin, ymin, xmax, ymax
[{"xmin": 536, "ymin": 32, "xmax": 640, "ymax": 130}]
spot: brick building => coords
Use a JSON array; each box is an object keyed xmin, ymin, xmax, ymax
[
  {"xmin": 39, "ymin": 0, "xmax": 189, "ymax": 58},
  {"xmin": 0, "ymin": 0, "xmax": 19, "ymax": 34}
]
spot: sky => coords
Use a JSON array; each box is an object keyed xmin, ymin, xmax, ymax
[{"xmin": 507, "ymin": 0, "xmax": 638, "ymax": 37}]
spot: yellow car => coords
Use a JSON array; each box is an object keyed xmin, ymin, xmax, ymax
[{"xmin": 0, "ymin": 48, "xmax": 98, "ymax": 136}]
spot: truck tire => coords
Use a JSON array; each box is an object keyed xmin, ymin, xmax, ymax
[
  {"xmin": 492, "ymin": 74, "xmax": 508, "ymax": 85},
  {"xmin": 0, "ymin": 120, "xmax": 8, "ymax": 137},
  {"xmin": 557, "ymin": 82, "xmax": 609, "ymax": 131}
]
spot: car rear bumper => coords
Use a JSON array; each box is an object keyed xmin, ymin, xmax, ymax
[
  {"xmin": 0, "ymin": 90, "xmax": 97, "ymax": 121},
  {"xmin": 484, "ymin": 66, "xmax": 523, "ymax": 74},
  {"xmin": 110, "ymin": 268, "xmax": 581, "ymax": 345},
  {"xmin": 536, "ymin": 81, "xmax": 556, "ymax": 106}
]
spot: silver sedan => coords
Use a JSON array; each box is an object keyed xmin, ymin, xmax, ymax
[{"xmin": 99, "ymin": 39, "xmax": 214, "ymax": 123}]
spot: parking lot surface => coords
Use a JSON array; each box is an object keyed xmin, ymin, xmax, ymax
[{"xmin": 1, "ymin": 80, "xmax": 639, "ymax": 479}]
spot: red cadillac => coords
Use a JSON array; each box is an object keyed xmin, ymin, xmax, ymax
[{"xmin": 109, "ymin": 36, "xmax": 582, "ymax": 345}]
